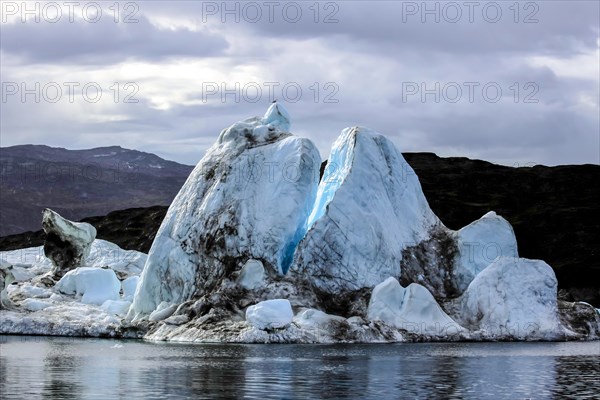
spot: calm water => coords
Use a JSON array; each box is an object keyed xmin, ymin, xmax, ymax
[{"xmin": 0, "ymin": 336, "xmax": 598, "ymax": 399}]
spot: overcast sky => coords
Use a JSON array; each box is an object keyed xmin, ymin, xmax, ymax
[{"xmin": 1, "ymin": 0, "xmax": 598, "ymax": 166}]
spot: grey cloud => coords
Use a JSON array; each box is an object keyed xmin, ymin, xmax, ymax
[
  {"xmin": 208, "ymin": 1, "xmax": 599, "ymax": 56},
  {"xmin": 0, "ymin": 14, "xmax": 229, "ymax": 64},
  {"xmin": 1, "ymin": 1, "xmax": 598, "ymax": 167}
]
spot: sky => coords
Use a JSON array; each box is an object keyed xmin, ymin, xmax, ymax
[{"xmin": 1, "ymin": 0, "xmax": 599, "ymax": 166}]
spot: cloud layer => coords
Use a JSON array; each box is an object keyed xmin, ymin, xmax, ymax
[{"xmin": 1, "ymin": 1, "xmax": 598, "ymax": 166}]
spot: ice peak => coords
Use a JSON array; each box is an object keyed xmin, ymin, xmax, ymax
[{"xmin": 262, "ymin": 102, "xmax": 291, "ymax": 132}]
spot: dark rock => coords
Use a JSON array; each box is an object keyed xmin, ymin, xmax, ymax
[{"xmin": 558, "ymin": 300, "xmax": 600, "ymax": 338}]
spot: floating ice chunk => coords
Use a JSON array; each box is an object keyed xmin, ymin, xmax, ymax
[
  {"xmin": 246, "ymin": 299, "xmax": 293, "ymax": 330},
  {"xmin": 121, "ymin": 276, "xmax": 139, "ymax": 300},
  {"xmin": 21, "ymin": 298, "xmax": 52, "ymax": 311},
  {"xmin": 262, "ymin": 102, "xmax": 291, "ymax": 132},
  {"xmin": 55, "ymin": 267, "xmax": 121, "ymax": 305},
  {"xmin": 368, "ymin": 277, "xmax": 463, "ymax": 336},
  {"xmin": 455, "ymin": 257, "xmax": 569, "ymax": 340},
  {"xmin": 237, "ymin": 260, "xmax": 265, "ymax": 290},
  {"xmin": 101, "ymin": 300, "xmax": 132, "ymax": 316},
  {"xmin": 454, "ymin": 211, "xmax": 518, "ymax": 291}
]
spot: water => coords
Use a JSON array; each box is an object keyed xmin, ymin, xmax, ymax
[{"xmin": 1, "ymin": 336, "xmax": 598, "ymax": 399}]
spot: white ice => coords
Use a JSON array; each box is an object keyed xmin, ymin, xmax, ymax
[
  {"xmin": 454, "ymin": 257, "xmax": 572, "ymax": 340},
  {"xmin": 101, "ymin": 299, "xmax": 132, "ymax": 316},
  {"xmin": 121, "ymin": 276, "xmax": 139, "ymax": 300},
  {"xmin": 262, "ymin": 102, "xmax": 291, "ymax": 132},
  {"xmin": 42, "ymin": 208, "xmax": 97, "ymax": 246},
  {"xmin": 367, "ymin": 277, "xmax": 463, "ymax": 336},
  {"xmin": 55, "ymin": 267, "xmax": 121, "ymax": 305},
  {"xmin": 453, "ymin": 211, "xmax": 518, "ymax": 292},
  {"xmin": 130, "ymin": 112, "xmax": 320, "ymax": 318},
  {"xmin": 246, "ymin": 299, "xmax": 293, "ymax": 330},
  {"xmin": 292, "ymin": 127, "xmax": 439, "ymax": 294}
]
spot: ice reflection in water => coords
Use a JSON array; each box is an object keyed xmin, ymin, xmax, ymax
[{"xmin": 0, "ymin": 337, "xmax": 598, "ymax": 399}]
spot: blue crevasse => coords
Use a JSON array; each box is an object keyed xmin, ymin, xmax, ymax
[
  {"xmin": 305, "ymin": 127, "xmax": 357, "ymax": 231},
  {"xmin": 280, "ymin": 227, "xmax": 305, "ymax": 274},
  {"xmin": 278, "ymin": 128, "xmax": 357, "ymax": 274}
]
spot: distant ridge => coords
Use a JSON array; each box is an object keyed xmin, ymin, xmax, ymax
[{"xmin": 0, "ymin": 144, "xmax": 194, "ymax": 236}]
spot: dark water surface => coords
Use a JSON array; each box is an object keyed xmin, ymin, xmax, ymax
[{"xmin": 0, "ymin": 336, "xmax": 598, "ymax": 399}]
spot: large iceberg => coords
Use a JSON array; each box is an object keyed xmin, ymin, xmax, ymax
[
  {"xmin": 129, "ymin": 103, "xmax": 321, "ymax": 318},
  {"xmin": 1, "ymin": 105, "xmax": 598, "ymax": 343},
  {"xmin": 290, "ymin": 127, "xmax": 440, "ymax": 297},
  {"xmin": 291, "ymin": 127, "xmax": 518, "ymax": 307}
]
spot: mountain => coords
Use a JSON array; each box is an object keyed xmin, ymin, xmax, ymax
[{"xmin": 0, "ymin": 145, "xmax": 194, "ymax": 236}]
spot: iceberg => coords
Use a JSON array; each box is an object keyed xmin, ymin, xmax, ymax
[
  {"xmin": 55, "ymin": 267, "xmax": 121, "ymax": 305},
  {"xmin": 451, "ymin": 257, "xmax": 572, "ymax": 340},
  {"xmin": 42, "ymin": 208, "xmax": 96, "ymax": 279},
  {"xmin": 291, "ymin": 127, "xmax": 518, "ymax": 304},
  {"xmin": 367, "ymin": 277, "xmax": 463, "ymax": 337},
  {"xmin": 0, "ymin": 236, "xmax": 147, "ymax": 337},
  {"xmin": 291, "ymin": 127, "xmax": 440, "ymax": 298},
  {"xmin": 130, "ymin": 103, "xmax": 321, "ymax": 318},
  {"xmin": 1, "ymin": 105, "xmax": 598, "ymax": 343},
  {"xmin": 245, "ymin": 299, "xmax": 294, "ymax": 330}
]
